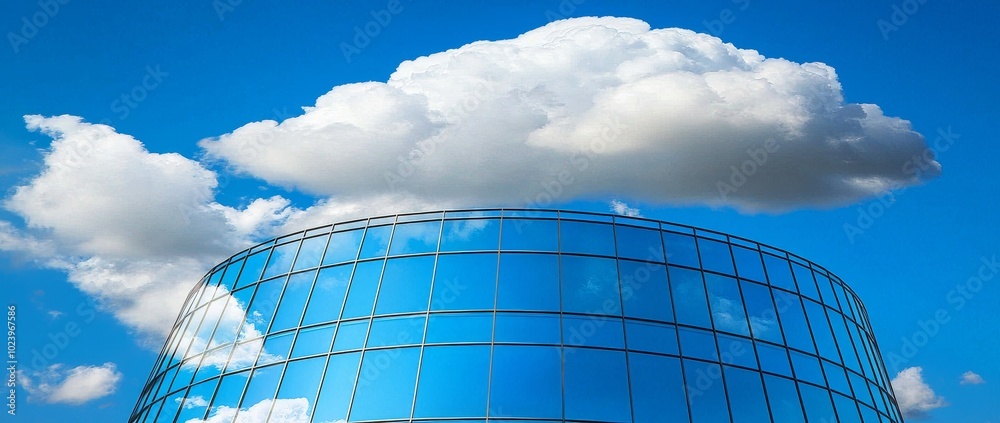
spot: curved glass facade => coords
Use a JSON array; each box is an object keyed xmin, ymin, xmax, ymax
[{"xmin": 130, "ymin": 209, "xmax": 903, "ymax": 423}]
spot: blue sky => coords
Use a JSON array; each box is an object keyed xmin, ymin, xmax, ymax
[{"xmin": 1, "ymin": 0, "xmax": 997, "ymax": 422}]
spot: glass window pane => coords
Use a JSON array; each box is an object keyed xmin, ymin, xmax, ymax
[
  {"xmin": 332, "ymin": 319, "xmax": 369, "ymax": 351},
  {"xmin": 717, "ymin": 334, "xmax": 757, "ymax": 369},
  {"xmin": 313, "ymin": 352, "xmax": 361, "ymax": 423},
  {"xmin": 240, "ymin": 363, "xmax": 284, "ymax": 412},
  {"xmin": 620, "ymin": 260, "xmax": 672, "ymax": 322},
  {"xmin": 850, "ymin": 371, "xmax": 875, "ymax": 407},
  {"xmin": 829, "ymin": 312, "xmax": 862, "ymax": 371},
  {"xmin": 257, "ymin": 332, "xmax": 293, "ymax": 365},
  {"xmin": 699, "ymin": 238, "xmax": 735, "ymax": 275},
  {"xmin": 563, "ymin": 314, "xmax": 624, "ymax": 349},
  {"xmin": 494, "ymin": 313, "xmax": 560, "ymax": 344},
  {"xmin": 757, "ymin": 341, "xmax": 792, "ymax": 377},
  {"xmin": 235, "ymin": 251, "xmax": 269, "ymax": 289},
  {"xmin": 823, "ymin": 360, "xmax": 851, "ymax": 395},
  {"xmin": 500, "ymin": 219, "xmax": 558, "ymax": 251},
  {"xmin": 246, "ymin": 278, "xmax": 284, "ymax": 333},
  {"xmin": 293, "ymin": 235, "xmax": 329, "ymax": 271},
  {"xmin": 669, "ymin": 266, "xmax": 711, "ymax": 328},
  {"xmin": 799, "ymin": 382, "xmax": 837, "ymax": 423},
  {"xmin": 562, "ymin": 255, "xmax": 621, "ymax": 315},
  {"xmin": 790, "ymin": 351, "xmax": 825, "ymax": 386},
  {"xmin": 560, "ymin": 220, "xmax": 615, "ymax": 256},
  {"xmin": 358, "ymin": 225, "xmax": 392, "ymax": 259},
  {"xmin": 414, "ymin": 346, "xmax": 490, "ymax": 418},
  {"xmin": 803, "ymin": 300, "xmax": 839, "ymax": 362},
  {"xmin": 224, "ymin": 339, "xmax": 263, "ymax": 373},
  {"xmin": 425, "ymin": 313, "xmax": 493, "ymax": 344},
  {"xmin": 725, "ymin": 366, "xmax": 770, "ymax": 423},
  {"xmin": 302, "ymin": 264, "xmax": 353, "ymax": 325},
  {"xmin": 679, "ymin": 326, "xmax": 718, "ymax": 361},
  {"xmin": 629, "ymin": 353, "xmax": 689, "ymax": 422},
  {"xmin": 564, "ymin": 348, "xmax": 631, "ymax": 423},
  {"xmin": 341, "ymin": 260, "xmax": 384, "ymax": 319},
  {"xmin": 663, "ymin": 232, "xmax": 700, "ymax": 268},
  {"xmin": 814, "ymin": 273, "xmax": 838, "ymax": 307},
  {"xmin": 792, "ymin": 264, "xmax": 819, "ymax": 300},
  {"xmin": 388, "ymin": 220, "xmax": 441, "ymax": 255},
  {"xmin": 706, "ymin": 274, "xmax": 749, "ymax": 336},
  {"xmin": 763, "ymin": 375, "xmax": 805, "ymax": 423},
  {"xmin": 270, "ymin": 271, "xmax": 316, "ymax": 332},
  {"xmin": 291, "ymin": 324, "xmax": 335, "ymax": 358},
  {"xmin": 263, "ymin": 241, "xmax": 299, "ymax": 279},
  {"xmin": 496, "ymin": 254, "xmax": 559, "ymax": 311},
  {"xmin": 366, "ymin": 315, "xmax": 425, "ymax": 347},
  {"xmin": 624, "ymin": 320, "xmax": 679, "ymax": 355},
  {"xmin": 489, "ymin": 346, "xmax": 562, "ymax": 419},
  {"xmin": 350, "ymin": 347, "xmax": 420, "ymax": 421},
  {"xmin": 684, "ymin": 359, "xmax": 732, "ymax": 423},
  {"xmin": 274, "ymin": 357, "xmax": 325, "ymax": 417},
  {"xmin": 375, "ymin": 256, "xmax": 434, "ymax": 314},
  {"xmin": 175, "ymin": 378, "xmax": 217, "ymax": 422},
  {"xmin": 740, "ymin": 280, "xmax": 783, "ymax": 344},
  {"xmin": 763, "ymin": 254, "xmax": 796, "ymax": 293},
  {"xmin": 220, "ymin": 259, "xmax": 243, "ymax": 293},
  {"xmin": 773, "ymin": 291, "xmax": 815, "ymax": 353},
  {"xmin": 733, "ymin": 246, "xmax": 766, "ymax": 282},
  {"xmin": 323, "ymin": 229, "xmax": 363, "ymax": 265},
  {"xmin": 615, "ymin": 225, "xmax": 665, "ymax": 262},
  {"xmin": 440, "ymin": 219, "xmax": 500, "ymax": 252},
  {"xmin": 431, "ymin": 253, "xmax": 496, "ymax": 311},
  {"xmin": 156, "ymin": 390, "xmax": 184, "ymax": 423}
]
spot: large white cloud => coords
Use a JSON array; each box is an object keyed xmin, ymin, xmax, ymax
[
  {"xmin": 201, "ymin": 17, "xmax": 938, "ymax": 212},
  {"xmin": 19, "ymin": 362, "xmax": 123, "ymax": 405},
  {"xmin": 891, "ymin": 367, "xmax": 946, "ymax": 419}
]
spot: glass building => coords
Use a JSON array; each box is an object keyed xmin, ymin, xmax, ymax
[{"xmin": 130, "ymin": 209, "xmax": 903, "ymax": 423}]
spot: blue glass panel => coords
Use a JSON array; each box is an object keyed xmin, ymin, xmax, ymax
[
  {"xmin": 494, "ymin": 313, "xmax": 560, "ymax": 344},
  {"xmin": 425, "ymin": 313, "xmax": 493, "ymax": 344},
  {"xmin": 850, "ymin": 371, "xmax": 875, "ymax": 406},
  {"xmin": 563, "ymin": 314, "xmax": 624, "ymax": 349},
  {"xmin": 439, "ymin": 219, "xmax": 500, "ymax": 252},
  {"xmin": 763, "ymin": 253, "xmax": 796, "ymax": 292},
  {"xmin": 274, "ymin": 356, "xmax": 325, "ymax": 416},
  {"xmin": 757, "ymin": 341, "xmax": 792, "ymax": 377},
  {"xmin": 293, "ymin": 235, "xmax": 328, "ymax": 271},
  {"xmin": 246, "ymin": 278, "xmax": 284, "ymax": 333},
  {"xmin": 499, "ymin": 219, "xmax": 558, "ymax": 251},
  {"xmin": 358, "ymin": 225, "xmax": 392, "ymax": 259},
  {"xmin": 489, "ymin": 346, "xmax": 562, "ymax": 419},
  {"xmin": 224, "ymin": 339, "xmax": 263, "ymax": 373},
  {"xmin": 302, "ymin": 264, "xmax": 353, "ymax": 325},
  {"xmin": 732, "ymin": 246, "xmax": 766, "ymax": 282},
  {"xmin": 206, "ymin": 371, "xmax": 249, "ymax": 419},
  {"xmin": 431, "ymin": 253, "xmax": 496, "ymax": 311},
  {"xmin": 375, "ymin": 256, "xmax": 434, "ymax": 314},
  {"xmin": 323, "ymin": 229, "xmax": 363, "ymax": 265},
  {"xmin": 560, "ymin": 220, "xmax": 616, "ymax": 256},
  {"xmin": 341, "ymin": 260, "xmax": 383, "ymax": 319},
  {"xmin": 496, "ymin": 253, "xmax": 560, "ymax": 311},
  {"xmin": 679, "ymin": 326, "xmax": 718, "ymax": 361},
  {"xmin": 219, "ymin": 259, "xmax": 243, "ymax": 293},
  {"xmin": 235, "ymin": 251, "xmax": 269, "ymax": 289},
  {"xmin": 263, "ymin": 241, "xmax": 299, "ymax": 279},
  {"xmin": 792, "ymin": 263, "xmax": 819, "ymax": 300},
  {"xmin": 629, "ymin": 353, "xmax": 689, "ymax": 422},
  {"xmin": 834, "ymin": 393, "xmax": 862, "ymax": 423},
  {"xmin": 388, "ymin": 220, "xmax": 441, "ymax": 255},
  {"xmin": 367, "ymin": 315, "xmax": 425, "ymax": 347},
  {"xmin": 624, "ymin": 320, "xmax": 679, "ymax": 355},
  {"xmin": 561, "ymin": 255, "xmax": 621, "ymax": 315},
  {"xmin": 790, "ymin": 351, "xmax": 825, "ymax": 386},
  {"xmin": 740, "ymin": 280, "xmax": 783, "ymax": 344},
  {"xmin": 814, "ymin": 273, "xmax": 839, "ymax": 307},
  {"xmin": 706, "ymin": 273, "xmax": 750, "ymax": 336},
  {"xmin": 332, "ymin": 319, "xmax": 369, "ymax": 351},
  {"xmin": 240, "ymin": 363, "xmax": 284, "ymax": 411},
  {"xmin": 717, "ymin": 334, "xmax": 757, "ymax": 369},
  {"xmin": 699, "ymin": 238, "xmax": 735, "ymax": 275},
  {"xmin": 684, "ymin": 359, "xmax": 732, "ymax": 423},
  {"xmin": 669, "ymin": 266, "xmax": 712, "ymax": 328},
  {"xmin": 174, "ymin": 378, "xmax": 217, "ymax": 422},
  {"xmin": 663, "ymin": 232, "xmax": 700, "ymax": 268},
  {"xmin": 564, "ymin": 348, "xmax": 631, "ymax": 423},
  {"xmin": 156, "ymin": 390, "xmax": 184, "ymax": 423},
  {"xmin": 619, "ymin": 260, "xmax": 672, "ymax": 322},
  {"xmin": 313, "ymin": 352, "xmax": 361, "ymax": 423},
  {"xmin": 270, "ymin": 271, "xmax": 316, "ymax": 332},
  {"xmin": 724, "ymin": 366, "xmax": 771, "ymax": 423},
  {"xmin": 773, "ymin": 291, "xmax": 815, "ymax": 353},
  {"xmin": 823, "ymin": 359, "xmax": 852, "ymax": 395},
  {"xmin": 350, "ymin": 347, "xmax": 420, "ymax": 421},
  {"xmin": 803, "ymin": 300, "xmax": 839, "ymax": 362},
  {"xmin": 763, "ymin": 375, "xmax": 806, "ymax": 423},
  {"xmin": 290, "ymin": 323, "xmax": 336, "ymax": 358},
  {"xmin": 257, "ymin": 332, "xmax": 293, "ymax": 365},
  {"xmin": 829, "ymin": 312, "xmax": 862, "ymax": 371},
  {"xmin": 414, "ymin": 345, "xmax": 490, "ymax": 418},
  {"xmin": 615, "ymin": 225, "xmax": 665, "ymax": 262}
]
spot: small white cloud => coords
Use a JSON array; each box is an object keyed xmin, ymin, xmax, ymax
[
  {"xmin": 176, "ymin": 395, "xmax": 209, "ymax": 409},
  {"xmin": 187, "ymin": 398, "xmax": 316, "ymax": 423},
  {"xmin": 46, "ymin": 310, "xmax": 63, "ymax": 319},
  {"xmin": 610, "ymin": 200, "xmax": 641, "ymax": 217},
  {"xmin": 891, "ymin": 367, "xmax": 946, "ymax": 419},
  {"xmin": 961, "ymin": 371, "xmax": 985, "ymax": 385},
  {"xmin": 19, "ymin": 362, "xmax": 122, "ymax": 405}
]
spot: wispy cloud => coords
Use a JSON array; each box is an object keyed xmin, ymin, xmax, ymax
[{"xmin": 19, "ymin": 363, "xmax": 122, "ymax": 405}]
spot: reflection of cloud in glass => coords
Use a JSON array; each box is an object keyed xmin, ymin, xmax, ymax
[
  {"xmin": 444, "ymin": 219, "xmax": 488, "ymax": 240},
  {"xmin": 748, "ymin": 314, "xmax": 778, "ymax": 337},
  {"xmin": 184, "ymin": 397, "xmax": 320, "ymax": 423},
  {"xmin": 709, "ymin": 296, "xmax": 749, "ymax": 335},
  {"xmin": 176, "ymin": 395, "xmax": 209, "ymax": 409}
]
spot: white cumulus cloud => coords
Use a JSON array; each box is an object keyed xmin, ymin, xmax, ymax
[
  {"xmin": 19, "ymin": 362, "xmax": 122, "ymax": 405},
  {"xmin": 891, "ymin": 366, "xmax": 947, "ymax": 419},
  {"xmin": 961, "ymin": 370, "xmax": 985, "ymax": 385}
]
